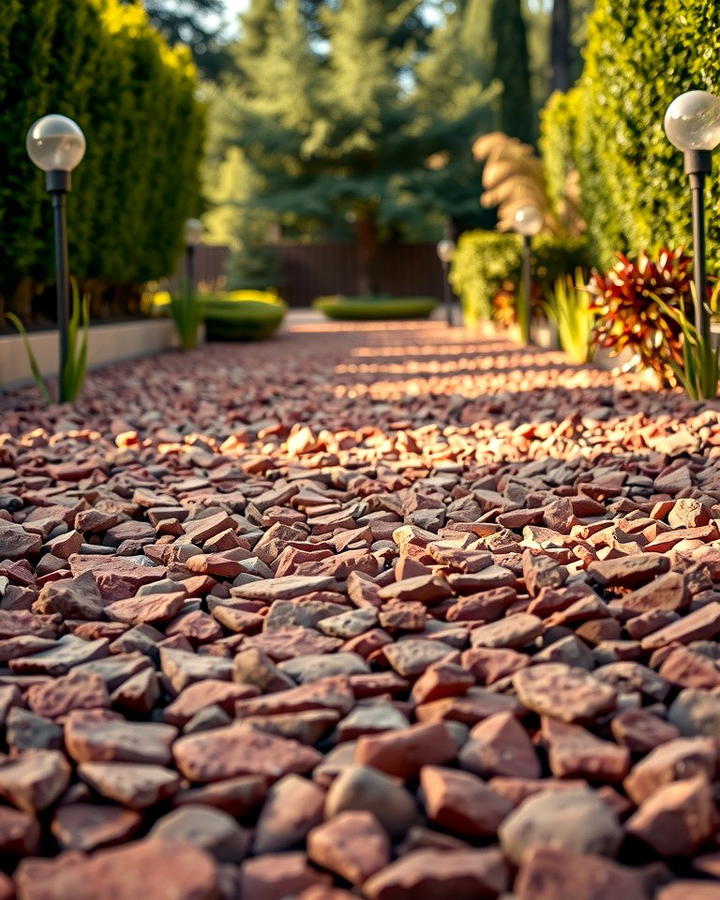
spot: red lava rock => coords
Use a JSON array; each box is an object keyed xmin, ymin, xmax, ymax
[
  {"xmin": 26, "ymin": 670, "xmax": 109, "ymax": 718},
  {"xmin": 173, "ymin": 721, "xmax": 322, "ymax": 782},
  {"xmin": 7, "ymin": 323, "xmax": 720, "ymax": 890},
  {"xmin": 64, "ymin": 709, "xmax": 177, "ymax": 765},
  {"xmin": 587, "ymin": 553, "xmax": 670, "ymax": 588},
  {"xmin": 640, "ymin": 602, "xmax": 720, "ymax": 649},
  {"xmin": 0, "ymin": 805, "xmax": 41, "ymax": 856},
  {"xmin": 513, "ymin": 662, "xmax": 617, "ymax": 722},
  {"xmin": 307, "ymin": 811, "xmax": 391, "ymax": 885},
  {"xmin": 470, "ymin": 613, "xmax": 544, "ymax": 649},
  {"xmin": 240, "ymin": 852, "xmax": 332, "ymax": 900},
  {"xmin": 105, "ymin": 591, "xmax": 185, "ymax": 625},
  {"xmin": 420, "ymin": 765, "xmax": 513, "ymax": 836},
  {"xmin": 611, "ymin": 707, "xmax": 680, "ymax": 753},
  {"xmin": 459, "ymin": 711, "xmax": 540, "ymax": 779},
  {"xmin": 514, "ymin": 846, "xmax": 649, "ymax": 900},
  {"xmin": 541, "ymin": 717, "xmax": 630, "ymax": 782},
  {"xmin": 626, "ymin": 774, "xmax": 717, "ymax": 856},
  {"xmin": 362, "ymin": 847, "xmax": 510, "ymax": 900},
  {"xmin": 78, "ymin": 762, "xmax": 181, "ymax": 808},
  {"xmin": 624, "ymin": 737, "xmax": 718, "ymax": 804},
  {"xmin": 0, "ymin": 750, "xmax": 71, "ymax": 812},
  {"xmin": 461, "ymin": 646, "xmax": 529, "ymax": 683},
  {"xmin": 15, "ymin": 838, "xmax": 218, "ymax": 899},
  {"xmin": 377, "ymin": 574, "xmax": 452, "ymax": 605},
  {"xmin": 355, "ymin": 722, "xmax": 457, "ymax": 778},
  {"xmin": 51, "ymin": 803, "xmax": 142, "ymax": 851}
]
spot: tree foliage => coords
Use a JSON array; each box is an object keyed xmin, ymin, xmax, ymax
[
  {"xmin": 208, "ymin": 0, "xmax": 496, "ymax": 291},
  {"xmin": 0, "ymin": 0, "xmax": 204, "ymax": 317},
  {"xmin": 489, "ymin": 0, "xmax": 534, "ymax": 143},
  {"xmin": 540, "ymin": 0, "xmax": 720, "ymax": 271}
]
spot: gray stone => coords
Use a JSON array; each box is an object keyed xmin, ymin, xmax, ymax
[
  {"xmin": 499, "ymin": 788, "xmax": 623, "ymax": 864},
  {"xmin": 668, "ymin": 689, "xmax": 720, "ymax": 737},
  {"xmin": 325, "ymin": 765, "xmax": 420, "ymax": 838},
  {"xmin": 150, "ymin": 804, "xmax": 249, "ymax": 862}
]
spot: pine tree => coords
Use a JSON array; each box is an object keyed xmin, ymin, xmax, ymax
[
  {"xmin": 489, "ymin": 0, "xmax": 534, "ymax": 143},
  {"xmin": 208, "ymin": 0, "xmax": 495, "ymax": 293},
  {"xmin": 124, "ymin": 0, "xmax": 230, "ymax": 77},
  {"xmin": 551, "ymin": 0, "xmax": 572, "ymax": 92}
]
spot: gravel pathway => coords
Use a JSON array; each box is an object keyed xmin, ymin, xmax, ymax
[{"xmin": 1, "ymin": 319, "xmax": 720, "ymax": 898}]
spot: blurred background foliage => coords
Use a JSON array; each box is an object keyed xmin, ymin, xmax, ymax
[{"xmin": 0, "ymin": 0, "xmax": 204, "ymax": 322}]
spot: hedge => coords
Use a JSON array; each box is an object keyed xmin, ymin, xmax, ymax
[
  {"xmin": 0, "ymin": 0, "xmax": 205, "ymax": 318},
  {"xmin": 313, "ymin": 296, "xmax": 439, "ymax": 321},
  {"xmin": 540, "ymin": 0, "xmax": 720, "ymax": 272},
  {"xmin": 449, "ymin": 230, "xmax": 591, "ymax": 326}
]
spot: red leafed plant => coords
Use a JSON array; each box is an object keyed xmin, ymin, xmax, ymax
[{"xmin": 586, "ymin": 248, "xmax": 694, "ymax": 385}]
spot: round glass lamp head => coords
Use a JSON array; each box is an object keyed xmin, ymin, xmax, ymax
[
  {"xmin": 513, "ymin": 205, "xmax": 543, "ymax": 237},
  {"xmin": 664, "ymin": 90, "xmax": 720, "ymax": 151},
  {"xmin": 26, "ymin": 115, "xmax": 86, "ymax": 172},
  {"xmin": 185, "ymin": 218, "xmax": 203, "ymax": 247},
  {"xmin": 436, "ymin": 239, "xmax": 456, "ymax": 263}
]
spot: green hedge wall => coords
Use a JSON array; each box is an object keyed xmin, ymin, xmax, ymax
[
  {"xmin": 541, "ymin": 0, "xmax": 720, "ymax": 272},
  {"xmin": 450, "ymin": 229, "xmax": 591, "ymax": 325},
  {"xmin": 0, "ymin": 0, "xmax": 205, "ymax": 316}
]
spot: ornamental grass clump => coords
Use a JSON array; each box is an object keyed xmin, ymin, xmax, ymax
[
  {"xmin": 654, "ymin": 284, "xmax": 720, "ymax": 401},
  {"xmin": 586, "ymin": 249, "xmax": 693, "ymax": 386},
  {"xmin": 6, "ymin": 280, "xmax": 90, "ymax": 405},
  {"xmin": 545, "ymin": 270, "xmax": 595, "ymax": 364}
]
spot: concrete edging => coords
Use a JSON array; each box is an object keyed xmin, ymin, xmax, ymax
[{"xmin": 0, "ymin": 319, "xmax": 179, "ymax": 390}]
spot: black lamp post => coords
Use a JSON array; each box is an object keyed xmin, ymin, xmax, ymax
[
  {"xmin": 185, "ymin": 218, "xmax": 203, "ymax": 291},
  {"xmin": 664, "ymin": 90, "xmax": 720, "ymax": 347},
  {"xmin": 26, "ymin": 115, "xmax": 86, "ymax": 403},
  {"xmin": 436, "ymin": 238, "xmax": 457, "ymax": 326},
  {"xmin": 513, "ymin": 204, "xmax": 544, "ymax": 346}
]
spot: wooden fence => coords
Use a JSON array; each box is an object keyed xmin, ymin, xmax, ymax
[{"xmin": 189, "ymin": 242, "xmax": 446, "ymax": 307}]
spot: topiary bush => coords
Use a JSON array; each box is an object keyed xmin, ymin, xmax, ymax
[
  {"xmin": 541, "ymin": 0, "xmax": 720, "ymax": 272},
  {"xmin": 202, "ymin": 291, "xmax": 287, "ymax": 341},
  {"xmin": 313, "ymin": 296, "xmax": 438, "ymax": 321}
]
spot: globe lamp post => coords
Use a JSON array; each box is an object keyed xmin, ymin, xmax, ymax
[
  {"xmin": 665, "ymin": 91, "xmax": 720, "ymax": 348},
  {"xmin": 436, "ymin": 238, "xmax": 457, "ymax": 326},
  {"xmin": 26, "ymin": 114, "xmax": 86, "ymax": 402},
  {"xmin": 185, "ymin": 218, "xmax": 203, "ymax": 292}
]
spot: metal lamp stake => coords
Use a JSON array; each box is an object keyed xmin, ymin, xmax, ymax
[{"xmin": 26, "ymin": 115, "xmax": 86, "ymax": 403}]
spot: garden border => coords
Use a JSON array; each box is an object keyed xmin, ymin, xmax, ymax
[{"xmin": 0, "ymin": 319, "xmax": 178, "ymax": 390}]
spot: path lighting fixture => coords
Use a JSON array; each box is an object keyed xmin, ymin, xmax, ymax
[
  {"xmin": 436, "ymin": 238, "xmax": 457, "ymax": 326},
  {"xmin": 26, "ymin": 114, "xmax": 86, "ymax": 403},
  {"xmin": 664, "ymin": 89, "xmax": 720, "ymax": 347},
  {"xmin": 185, "ymin": 218, "xmax": 203, "ymax": 290},
  {"xmin": 513, "ymin": 204, "xmax": 543, "ymax": 345}
]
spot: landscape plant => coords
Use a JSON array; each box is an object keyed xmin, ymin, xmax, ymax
[
  {"xmin": 168, "ymin": 282, "xmax": 203, "ymax": 351},
  {"xmin": 6, "ymin": 280, "xmax": 90, "ymax": 404},
  {"xmin": 313, "ymin": 296, "xmax": 438, "ymax": 322},
  {"xmin": 539, "ymin": 0, "xmax": 720, "ymax": 272},
  {"xmin": 544, "ymin": 269, "xmax": 595, "ymax": 363},
  {"xmin": 654, "ymin": 285, "xmax": 720, "ymax": 400},
  {"xmin": 586, "ymin": 248, "xmax": 693, "ymax": 385},
  {"xmin": 202, "ymin": 292, "xmax": 287, "ymax": 341}
]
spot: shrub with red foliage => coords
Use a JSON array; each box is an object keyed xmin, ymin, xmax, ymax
[{"xmin": 587, "ymin": 249, "xmax": 694, "ymax": 385}]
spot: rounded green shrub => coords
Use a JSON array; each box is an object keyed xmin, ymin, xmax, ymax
[
  {"xmin": 313, "ymin": 296, "xmax": 438, "ymax": 321},
  {"xmin": 202, "ymin": 292, "xmax": 287, "ymax": 341}
]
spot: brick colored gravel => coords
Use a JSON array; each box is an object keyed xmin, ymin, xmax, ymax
[{"xmin": 1, "ymin": 319, "xmax": 720, "ymax": 897}]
